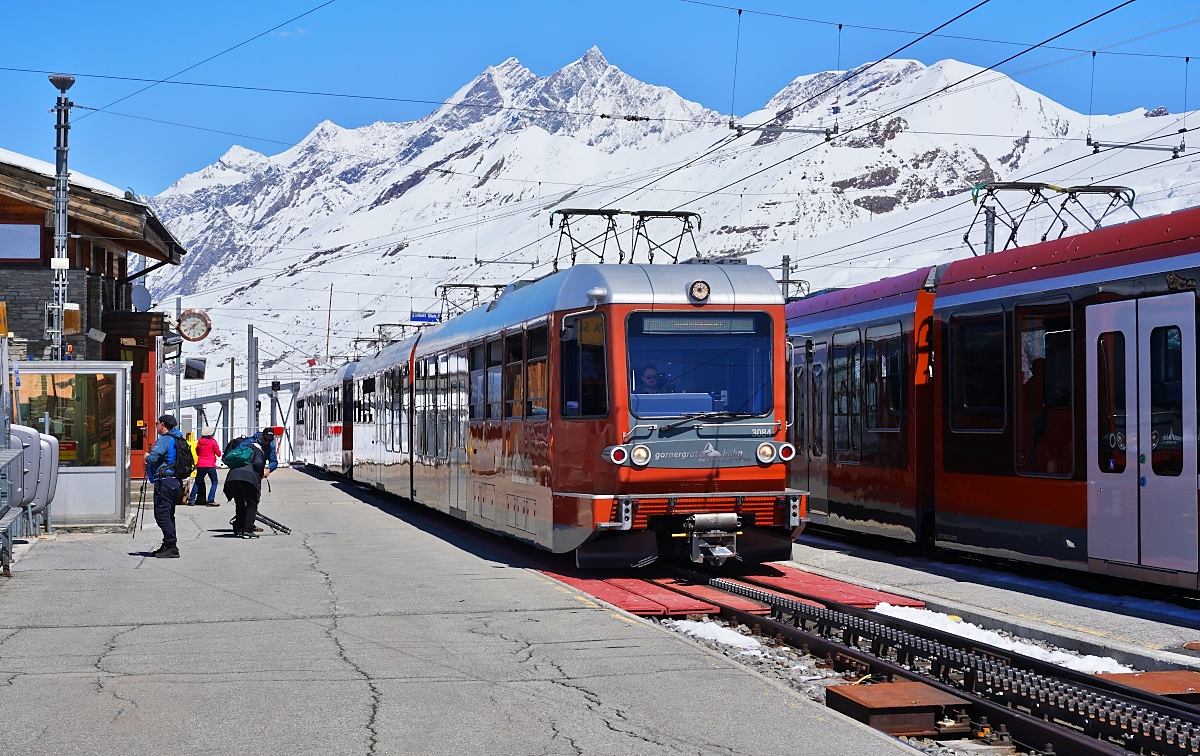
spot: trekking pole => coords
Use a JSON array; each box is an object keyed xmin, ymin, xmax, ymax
[{"xmin": 132, "ymin": 477, "xmax": 148, "ymax": 539}]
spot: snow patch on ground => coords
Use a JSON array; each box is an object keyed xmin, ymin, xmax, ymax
[
  {"xmin": 665, "ymin": 619, "xmax": 763, "ymax": 654},
  {"xmin": 873, "ymin": 603, "xmax": 1133, "ymax": 674}
]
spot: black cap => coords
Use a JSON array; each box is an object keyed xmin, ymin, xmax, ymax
[
  {"xmin": 261, "ymin": 428, "xmax": 276, "ymax": 438},
  {"xmin": 158, "ymin": 414, "xmax": 178, "ymax": 429}
]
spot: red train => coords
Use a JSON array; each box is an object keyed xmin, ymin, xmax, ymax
[
  {"xmin": 786, "ymin": 205, "xmax": 1200, "ymax": 590},
  {"xmin": 296, "ymin": 263, "xmax": 805, "ymax": 568}
]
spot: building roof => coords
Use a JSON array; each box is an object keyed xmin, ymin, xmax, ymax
[{"xmin": 0, "ymin": 147, "xmax": 187, "ymax": 264}]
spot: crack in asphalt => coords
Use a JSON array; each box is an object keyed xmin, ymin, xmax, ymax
[
  {"xmin": 468, "ymin": 617, "xmax": 691, "ymax": 753},
  {"xmin": 93, "ymin": 625, "xmax": 141, "ymax": 722},
  {"xmin": 301, "ymin": 534, "xmax": 381, "ymax": 755}
]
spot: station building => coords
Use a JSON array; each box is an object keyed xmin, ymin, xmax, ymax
[{"xmin": 0, "ymin": 147, "xmax": 188, "ymax": 477}]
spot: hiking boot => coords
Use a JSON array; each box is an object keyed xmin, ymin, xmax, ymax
[
  {"xmin": 150, "ymin": 543, "xmax": 169, "ymax": 555},
  {"xmin": 254, "ymin": 526, "xmax": 263, "ymax": 532},
  {"xmin": 151, "ymin": 545, "xmax": 180, "ymax": 558}
]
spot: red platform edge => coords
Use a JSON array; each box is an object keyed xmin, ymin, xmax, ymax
[
  {"xmin": 544, "ymin": 572, "xmax": 668, "ymax": 616},
  {"xmin": 649, "ymin": 578, "xmax": 773, "ymax": 615},
  {"xmin": 605, "ymin": 578, "xmax": 719, "ymax": 616},
  {"xmin": 748, "ymin": 566, "xmax": 925, "ymax": 609}
]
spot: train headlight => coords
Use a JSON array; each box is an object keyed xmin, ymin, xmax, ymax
[
  {"xmin": 756, "ymin": 442, "xmax": 777, "ymax": 464},
  {"xmin": 630, "ymin": 444, "xmax": 652, "ymax": 466},
  {"xmin": 688, "ymin": 280, "xmax": 711, "ymax": 302},
  {"xmin": 778, "ymin": 443, "xmax": 796, "ymax": 461},
  {"xmin": 607, "ymin": 446, "xmax": 629, "ymax": 465}
]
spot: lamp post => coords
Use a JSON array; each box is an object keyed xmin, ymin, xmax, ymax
[{"xmin": 48, "ymin": 74, "xmax": 75, "ymax": 361}]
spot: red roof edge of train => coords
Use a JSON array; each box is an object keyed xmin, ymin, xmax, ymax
[
  {"xmin": 938, "ymin": 204, "xmax": 1200, "ymax": 288},
  {"xmin": 784, "ymin": 266, "xmax": 934, "ymax": 320}
]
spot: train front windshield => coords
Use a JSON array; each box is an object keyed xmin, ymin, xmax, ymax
[{"xmin": 626, "ymin": 312, "xmax": 773, "ymax": 418}]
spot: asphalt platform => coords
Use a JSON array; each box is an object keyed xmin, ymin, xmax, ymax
[{"xmin": 0, "ymin": 469, "xmax": 914, "ymax": 755}]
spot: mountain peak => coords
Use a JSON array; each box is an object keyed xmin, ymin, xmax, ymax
[
  {"xmin": 581, "ymin": 45, "xmax": 608, "ymax": 67},
  {"xmin": 217, "ymin": 144, "xmax": 266, "ymax": 168}
]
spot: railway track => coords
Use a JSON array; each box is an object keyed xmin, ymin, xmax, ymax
[{"xmin": 669, "ymin": 566, "xmax": 1200, "ymax": 756}]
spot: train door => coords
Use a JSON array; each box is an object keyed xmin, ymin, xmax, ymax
[
  {"xmin": 1086, "ymin": 293, "xmax": 1197, "ymax": 573},
  {"xmin": 791, "ymin": 358, "xmax": 809, "ymax": 494},
  {"xmin": 449, "ymin": 350, "xmax": 468, "ymax": 518},
  {"xmin": 807, "ymin": 341, "xmax": 829, "ymax": 524}
]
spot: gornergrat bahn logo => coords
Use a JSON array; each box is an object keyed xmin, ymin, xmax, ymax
[{"xmin": 654, "ymin": 442, "xmax": 745, "ymax": 461}]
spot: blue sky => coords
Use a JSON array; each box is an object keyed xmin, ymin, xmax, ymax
[{"xmin": 1, "ymin": 0, "xmax": 1196, "ymax": 195}]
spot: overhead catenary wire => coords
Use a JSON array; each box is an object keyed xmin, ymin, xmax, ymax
[
  {"xmin": 76, "ymin": 0, "xmax": 340, "ymax": 122},
  {"xmin": 671, "ymin": 0, "xmax": 1141, "ymax": 212},
  {"xmin": 600, "ymin": 0, "xmax": 995, "ymax": 210},
  {"xmin": 677, "ymin": 0, "xmax": 1200, "ymax": 61}
]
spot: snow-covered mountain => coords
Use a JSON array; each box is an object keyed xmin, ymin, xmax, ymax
[{"xmin": 149, "ymin": 47, "xmax": 1197, "ymax": 377}]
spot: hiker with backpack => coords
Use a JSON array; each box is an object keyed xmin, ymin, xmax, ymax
[
  {"xmin": 223, "ymin": 437, "xmax": 267, "ymax": 539},
  {"xmin": 144, "ymin": 414, "xmax": 194, "ymax": 558}
]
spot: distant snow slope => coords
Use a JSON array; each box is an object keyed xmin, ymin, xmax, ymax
[{"xmin": 148, "ymin": 48, "xmax": 1197, "ymax": 374}]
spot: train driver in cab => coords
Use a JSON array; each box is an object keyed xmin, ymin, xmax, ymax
[{"xmin": 636, "ymin": 364, "xmax": 671, "ymax": 394}]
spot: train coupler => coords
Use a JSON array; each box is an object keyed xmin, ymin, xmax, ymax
[{"xmin": 684, "ymin": 513, "xmax": 740, "ymax": 567}]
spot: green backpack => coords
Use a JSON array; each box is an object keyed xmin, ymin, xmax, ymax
[{"xmin": 222, "ymin": 438, "xmax": 256, "ymax": 469}]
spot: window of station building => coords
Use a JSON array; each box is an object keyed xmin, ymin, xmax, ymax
[
  {"xmin": 865, "ymin": 323, "xmax": 905, "ymax": 432},
  {"xmin": 950, "ymin": 311, "xmax": 1006, "ymax": 432},
  {"xmin": 1096, "ymin": 332, "xmax": 1127, "ymax": 475},
  {"xmin": 469, "ymin": 343, "xmax": 486, "ymax": 421},
  {"xmin": 504, "ymin": 332, "xmax": 524, "ymax": 419},
  {"xmin": 487, "ymin": 337, "xmax": 503, "ymax": 420},
  {"xmin": 14, "ymin": 372, "xmax": 118, "ymax": 467},
  {"xmin": 0, "ymin": 224, "xmax": 40, "ymax": 261},
  {"xmin": 526, "ymin": 324, "xmax": 549, "ymax": 419},
  {"xmin": 832, "ymin": 330, "xmax": 861, "ymax": 461},
  {"xmin": 1014, "ymin": 301, "xmax": 1073, "ymax": 475},
  {"xmin": 561, "ymin": 313, "xmax": 608, "ymax": 418}
]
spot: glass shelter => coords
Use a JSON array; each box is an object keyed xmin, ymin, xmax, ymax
[{"xmin": 10, "ymin": 361, "xmax": 131, "ymax": 524}]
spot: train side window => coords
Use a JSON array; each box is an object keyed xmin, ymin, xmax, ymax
[
  {"xmin": 811, "ymin": 361, "xmax": 824, "ymax": 457},
  {"xmin": 414, "ymin": 360, "xmax": 426, "ymax": 456},
  {"xmin": 363, "ymin": 376, "xmax": 376, "ymax": 425},
  {"xmin": 400, "ymin": 364, "xmax": 411, "ymax": 455},
  {"xmin": 469, "ymin": 343, "xmax": 485, "ymax": 421},
  {"xmin": 1015, "ymin": 301, "xmax": 1072, "ymax": 476},
  {"xmin": 832, "ymin": 330, "xmax": 861, "ymax": 461},
  {"xmin": 437, "ymin": 354, "xmax": 449, "ymax": 458},
  {"xmin": 1096, "ymin": 332, "xmax": 1126, "ymax": 474},
  {"xmin": 950, "ymin": 311, "xmax": 1006, "ymax": 432},
  {"xmin": 526, "ymin": 324, "xmax": 549, "ymax": 419},
  {"xmin": 505, "ymin": 332, "xmax": 524, "ymax": 419},
  {"xmin": 487, "ymin": 337, "xmax": 503, "ymax": 420},
  {"xmin": 1149, "ymin": 325, "xmax": 1184, "ymax": 477},
  {"xmin": 561, "ymin": 313, "xmax": 609, "ymax": 418},
  {"xmin": 865, "ymin": 323, "xmax": 905, "ymax": 432},
  {"xmin": 793, "ymin": 364, "xmax": 806, "ymax": 451},
  {"xmin": 426, "ymin": 357, "xmax": 439, "ymax": 455}
]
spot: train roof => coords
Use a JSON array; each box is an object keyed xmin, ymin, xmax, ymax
[
  {"xmin": 414, "ymin": 262, "xmax": 782, "ymax": 355},
  {"xmin": 354, "ymin": 333, "xmax": 421, "ymax": 377},
  {"xmin": 297, "ymin": 360, "xmax": 357, "ymax": 398},
  {"xmin": 785, "ymin": 267, "xmax": 934, "ymax": 320},
  {"xmin": 785, "ymin": 205, "xmax": 1200, "ymax": 322},
  {"xmin": 936, "ymin": 204, "xmax": 1200, "ymax": 293}
]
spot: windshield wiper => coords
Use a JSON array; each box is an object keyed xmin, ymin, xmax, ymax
[{"xmin": 657, "ymin": 411, "xmax": 757, "ymax": 433}]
